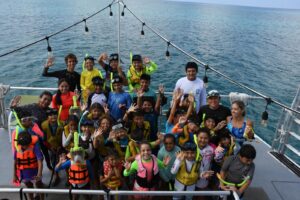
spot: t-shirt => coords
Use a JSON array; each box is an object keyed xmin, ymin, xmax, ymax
[
  {"xmin": 108, "ymin": 91, "xmax": 132, "ymax": 121},
  {"xmin": 52, "ymin": 92, "xmax": 77, "ymax": 121},
  {"xmin": 174, "ymin": 77, "xmax": 207, "ymax": 113},
  {"xmin": 198, "ymin": 105, "xmax": 231, "ymax": 124},
  {"xmin": 221, "ymin": 155, "xmax": 255, "ymax": 183},
  {"xmin": 158, "ymin": 145, "xmax": 181, "ymax": 182},
  {"xmin": 42, "ymin": 68, "xmax": 81, "ymax": 92},
  {"xmin": 144, "ymin": 111, "xmax": 159, "ymax": 141}
]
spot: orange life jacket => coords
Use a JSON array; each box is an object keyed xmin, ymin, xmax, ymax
[
  {"xmin": 68, "ymin": 161, "xmax": 90, "ymax": 185},
  {"xmin": 16, "ymin": 135, "xmax": 39, "ymax": 170}
]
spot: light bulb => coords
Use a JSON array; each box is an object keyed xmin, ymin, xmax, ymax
[
  {"xmin": 165, "ymin": 50, "xmax": 170, "ymax": 61},
  {"xmin": 261, "ymin": 111, "xmax": 268, "ymax": 127},
  {"xmin": 203, "ymin": 76, "xmax": 208, "ymax": 88}
]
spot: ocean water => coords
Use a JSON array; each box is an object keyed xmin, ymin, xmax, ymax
[{"xmin": 0, "ymin": 0, "xmax": 300, "ymax": 163}]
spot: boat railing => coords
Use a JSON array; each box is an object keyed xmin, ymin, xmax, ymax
[
  {"xmin": 0, "ymin": 84, "xmax": 264, "ymax": 129},
  {"xmin": 0, "ymin": 188, "xmax": 240, "ymax": 200},
  {"xmin": 271, "ymin": 86, "xmax": 300, "ymax": 169}
]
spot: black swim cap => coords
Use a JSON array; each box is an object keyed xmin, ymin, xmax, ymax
[
  {"xmin": 17, "ymin": 131, "xmax": 32, "ymax": 146},
  {"xmin": 132, "ymin": 54, "xmax": 142, "ymax": 62}
]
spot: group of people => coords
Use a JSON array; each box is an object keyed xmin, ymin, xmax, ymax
[{"xmin": 11, "ymin": 52, "xmax": 257, "ymax": 200}]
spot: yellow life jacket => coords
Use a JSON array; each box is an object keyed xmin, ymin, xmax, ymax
[
  {"xmin": 130, "ymin": 121, "xmax": 150, "ymax": 140},
  {"xmin": 178, "ymin": 125, "xmax": 190, "ymax": 147},
  {"xmin": 128, "ymin": 140, "xmax": 139, "ymax": 158},
  {"xmin": 113, "ymin": 142, "xmax": 125, "ymax": 159},
  {"xmin": 175, "ymin": 159, "xmax": 201, "ymax": 186},
  {"xmin": 41, "ymin": 120, "xmax": 63, "ymax": 149},
  {"xmin": 128, "ymin": 65, "xmax": 145, "ymax": 86}
]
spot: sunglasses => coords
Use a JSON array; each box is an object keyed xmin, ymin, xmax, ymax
[{"xmin": 109, "ymin": 55, "xmax": 119, "ymax": 61}]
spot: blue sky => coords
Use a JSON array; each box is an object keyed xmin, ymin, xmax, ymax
[{"xmin": 172, "ymin": 0, "xmax": 300, "ymax": 9}]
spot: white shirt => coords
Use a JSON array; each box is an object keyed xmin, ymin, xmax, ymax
[
  {"xmin": 91, "ymin": 93, "xmax": 107, "ymax": 107},
  {"xmin": 174, "ymin": 77, "xmax": 207, "ymax": 113}
]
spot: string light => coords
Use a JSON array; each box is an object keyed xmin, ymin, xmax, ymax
[
  {"xmin": 45, "ymin": 36, "xmax": 54, "ymax": 65},
  {"xmin": 141, "ymin": 22, "xmax": 145, "ymax": 36},
  {"xmin": 121, "ymin": 5, "xmax": 126, "ymax": 17},
  {"xmin": 83, "ymin": 19, "xmax": 89, "ymax": 33},
  {"xmin": 165, "ymin": 41, "xmax": 170, "ymax": 60},
  {"xmin": 261, "ymin": 98, "xmax": 272, "ymax": 127},
  {"xmin": 203, "ymin": 64, "xmax": 209, "ymax": 88},
  {"xmin": 109, "ymin": 4, "xmax": 113, "ymax": 17}
]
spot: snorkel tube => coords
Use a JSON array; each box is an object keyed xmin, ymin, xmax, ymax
[
  {"xmin": 77, "ymin": 110, "xmax": 89, "ymax": 136},
  {"xmin": 216, "ymin": 173, "xmax": 250, "ymax": 187}
]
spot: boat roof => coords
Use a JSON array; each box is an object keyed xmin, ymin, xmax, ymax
[{"xmin": 0, "ymin": 128, "xmax": 299, "ymax": 200}]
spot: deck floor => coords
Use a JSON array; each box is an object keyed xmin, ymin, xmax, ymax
[{"xmin": 0, "ymin": 128, "xmax": 299, "ymax": 200}]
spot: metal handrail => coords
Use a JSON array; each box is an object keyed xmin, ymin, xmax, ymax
[
  {"xmin": 9, "ymin": 85, "xmax": 264, "ymax": 99},
  {"xmin": 0, "ymin": 188, "xmax": 240, "ymax": 200}
]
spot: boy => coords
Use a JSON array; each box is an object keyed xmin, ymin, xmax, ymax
[
  {"xmin": 41, "ymin": 108, "xmax": 64, "ymax": 186},
  {"xmin": 219, "ymin": 144, "xmax": 256, "ymax": 200},
  {"xmin": 108, "ymin": 76, "xmax": 132, "ymax": 121},
  {"xmin": 14, "ymin": 131, "xmax": 44, "ymax": 200},
  {"xmin": 158, "ymin": 134, "xmax": 180, "ymax": 190},
  {"xmin": 87, "ymin": 76, "xmax": 108, "ymax": 109},
  {"xmin": 98, "ymin": 53, "xmax": 128, "ymax": 87},
  {"xmin": 127, "ymin": 55, "xmax": 157, "ymax": 92},
  {"xmin": 171, "ymin": 142, "xmax": 210, "ymax": 200}
]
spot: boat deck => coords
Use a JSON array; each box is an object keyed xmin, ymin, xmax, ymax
[{"xmin": 0, "ymin": 128, "xmax": 299, "ymax": 200}]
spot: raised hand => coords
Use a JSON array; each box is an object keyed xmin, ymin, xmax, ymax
[
  {"xmin": 163, "ymin": 155, "xmax": 171, "ymax": 166},
  {"xmin": 215, "ymin": 120, "xmax": 227, "ymax": 131},
  {"xmin": 215, "ymin": 145, "xmax": 224, "ymax": 153},
  {"xmin": 143, "ymin": 56, "xmax": 150, "ymax": 64},
  {"xmin": 103, "ymin": 103, "xmax": 110, "ymax": 114},
  {"xmin": 127, "ymin": 103, "xmax": 138, "ymax": 113},
  {"xmin": 98, "ymin": 53, "xmax": 108, "ymax": 62},
  {"xmin": 173, "ymin": 88, "xmax": 183, "ymax": 101},
  {"xmin": 94, "ymin": 128, "xmax": 103, "ymax": 138},
  {"xmin": 108, "ymin": 130, "xmax": 116, "ymax": 141},
  {"xmin": 176, "ymin": 151, "xmax": 185, "ymax": 161},
  {"xmin": 178, "ymin": 116, "xmax": 187, "ymax": 124},
  {"xmin": 158, "ymin": 84, "xmax": 164, "ymax": 94},
  {"xmin": 123, "ymin": 161, "xmax": 131, "ymax": 171},
  {"xmin": 45, "ymin": 57, "xmax": 54, "ymax": 68},
  {"xmin": 201, "ymin": 170, "xmax": 214, "ymax": 179},
  {"xmin": 136, "ymin": 89, "xmax": 145, "ymax": 97},
  {"xmin": 10, "ymin": 95, "xmax": 22, "ymax": 108}
]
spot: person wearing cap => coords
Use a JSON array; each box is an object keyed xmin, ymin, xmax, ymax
[
  {"xmin": 41, "ymin": 108, "xmax": 64, "ymax": 186},
  {"xmin": 173, "ymin": 62, "xmax": 207, "ymax": 114},
  {"xmin": 43, "ymin": 53, "xmax": 81, "ymax": 92},
  {"xmin": 86, "ymin": 76, "xmax": 108, "ymax": 109},
  {"xmin": 127, "ymin": 54, "xmax": 157, "ymax": 92},
  {"xmin": 108, "ymin": 76, "xmax": 132, "ymax": 122},
  {"xmin": 198, "ymin": 90, "xmax": 231, "ymax": 129},
  {"xmin": 80, "ymin": 56, "xmax": 102, "ymax": 103},
  {"xmin": 97, "ymin": 52, "xmax": 128, "ymax": 86}
]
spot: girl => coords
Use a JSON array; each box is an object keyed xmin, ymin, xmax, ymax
[
  {"xmin": 124, "ymin": 142, "xmax": 170, "ymax": 200},
  {"xmin": 52, "ymin": 78, "xmax": 79, "ymax": 122},
  {"xmin": 227, "ymin": 100, "xmax": 254, "ymax": 154},
  {"xmin": 100, "ymin": 154, "xmax": 123, "ymax": 191},
  {"xmin": 86, "ymin": 103, "xmax": 105, "ymax": 129},
  {"xmin": 87, "ymin": 76, "xmax": 108, "ymax": 109}
]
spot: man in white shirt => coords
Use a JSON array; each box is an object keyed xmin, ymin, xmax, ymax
[{"xmin": 174, "ymin": 62, "xmax": 207, "ymax": 114}]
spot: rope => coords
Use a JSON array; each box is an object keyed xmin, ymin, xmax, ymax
[
  {"xmin": 0, "ymin": 0, "xmax": 116, "ymax": 58},
  {"xmin": 121, "ymin": 1, "xmax": 300, "ymax": 115}
]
